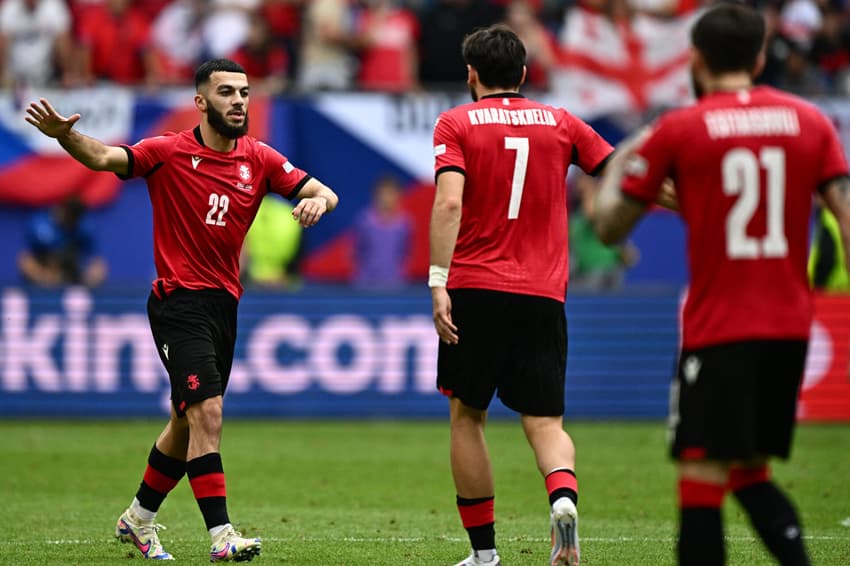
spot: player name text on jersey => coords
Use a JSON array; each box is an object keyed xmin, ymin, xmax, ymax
[
  {"xmin": 467, "ymin": 107, "xmax": 557, "ymax": 127},
  {"xmin": 704, "ymin": 107, "xmax": 800, "ymax": 139}
]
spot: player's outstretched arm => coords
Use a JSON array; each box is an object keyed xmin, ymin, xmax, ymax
[
  {"xmin": 292, "ymin": 177, "xmax": 338, "ymax": 227},
  {"xmin": 25, "ymin": 98, "xmax": 128, "ymax": 175},
  {"xmin": 821, "ymin": 175, "xmax": 850, "ymax": 277},
  {"xmin": 593, "ymin": 132, "xmax": 651, "ymax": 244}
]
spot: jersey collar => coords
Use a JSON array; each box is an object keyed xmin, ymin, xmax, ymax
[
  {"xmin": 192, "ymin": 125, "xmax": 239, "ymax": 150},
  {"xmin": 480, "ymin": 93, "xmax": 525, "ymax": 100}
]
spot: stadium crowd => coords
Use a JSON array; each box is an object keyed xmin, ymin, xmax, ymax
[{"xmin": 1, "ymin": 0, "xmax": 848, "ymax": 96}]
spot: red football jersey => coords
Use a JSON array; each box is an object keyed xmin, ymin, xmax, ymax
[
  {"xmin": 621, "ymin": 86, "xmax": 849, "ymax": 348},
  {"xmin": 121, "ymin": 127, "xmax": 310, "ymax": 300},
  {"xmin": 433, "ymin": 93, "xmax": 614, "ymax": 302}
]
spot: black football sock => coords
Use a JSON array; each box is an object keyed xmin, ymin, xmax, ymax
[
  {"xmin": 457, "ymin": 495, "xmax": 496, "ymax": 551},
  {"xmin": 732, "ymin": 480, "xmax": 810, "ymax": 566},
  {"xmin": 187, "ymin": 453, "xmax": 230, "ymax": 530},
  {"xmin": 677, "ymin": 478, "xmax": 725, "ymax": 566},
  {"xmin": 136, "ymin": 444, "xmax": 185, "ymax": 513}
]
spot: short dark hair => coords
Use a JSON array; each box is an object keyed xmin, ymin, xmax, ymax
[
  {"xmin": 462, "ymin": 25, "xmax": 526, "ymax": 90},
  {"xmin": 194, "ymin": 59, "xmax": 247, "ymax": 90},
  {"xmin": 691, "ymin": 3, "xmax": 765, "ymax": 74}
]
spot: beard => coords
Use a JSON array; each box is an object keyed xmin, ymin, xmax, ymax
[
  {"xmin": 206, "ymin": 100, "xmax": 249, "ymax": 139},
  {"xmin": 469, "ymin": 85, "xmax": 478, "ymax": 102}
]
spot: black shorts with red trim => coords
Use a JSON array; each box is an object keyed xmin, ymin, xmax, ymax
[
  {"xmin": 670, "ymin": 339, "xmax": 808, "ymax": 461},
  {"xmin": 147, "ymin": 286, "xmax": 238, "ymax": 416},
  {"xmin": 437, "ymin": 288, "xmax": 567, "ymax": 416}
]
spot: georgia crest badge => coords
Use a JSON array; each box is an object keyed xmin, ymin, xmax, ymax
[{"xmin": 236, "ymin": 163, "xmax": 253, "ymax": 191}]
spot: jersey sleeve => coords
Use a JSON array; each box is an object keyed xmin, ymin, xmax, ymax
[
  {"xmin": 118, "ymin": 134, "xmax": 176, "ymax": 179},
  {"xmin": 433, "ymin": 112, "xmax": 465, "ymax": 181},
  {"xmin": 260, "ymin": 143, "xmax": 311, "ymax": 200},
  {"xmin": 568, "ymin": 115, "xmax": 614, "ymax": 175},
  {"xmin": 817, "ymin": 111, "xmax": 850, "ymax": 188},
  {"xmin": 620, "ymin": 119, "xmax": 675, "ymax": 204}
]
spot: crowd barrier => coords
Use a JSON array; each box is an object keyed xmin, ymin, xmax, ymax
[{"xmin": 1, "ymin": 287, "xmax": 847, "ymax": 421}]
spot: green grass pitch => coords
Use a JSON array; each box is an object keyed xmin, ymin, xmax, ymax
[{"xmin": 3, "ymin": 420, "xmax": 849, "ymax": 565}]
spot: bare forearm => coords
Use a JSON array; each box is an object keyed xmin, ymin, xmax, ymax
[
  {"xmin": 822, "ymin": 176, "xmax": 850, "ymax": 274},
  {"xmin": 429, "ymin": 200, "xmax": 461, "ymax": 268},
  {"xmin": 57, "ymin": 129, "xmax": 120, "ymax": 172},
  {"xmin": 300, "ymin": 178, "xmax": 339, "ymax": 212}
]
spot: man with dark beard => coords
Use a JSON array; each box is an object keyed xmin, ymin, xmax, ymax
[{"xmin": 25, "ymin": 59, "xmax": 339, "ymax": 563}]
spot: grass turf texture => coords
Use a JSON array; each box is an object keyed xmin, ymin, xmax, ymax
[{"xmin": 3, "ymin": 420, "xmax": 849, "ymax": 565}]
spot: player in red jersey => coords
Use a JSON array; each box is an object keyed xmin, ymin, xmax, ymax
[
  {"xmin": 26, "ymin": 59, "xmax": 339, "ymax": 563},
  {"xmin": 429, "ymin": 25, "xmax": 614, "ymax": 566},
  {"xmin": 593, "ymin": 5, "xmax": 850, "ymax": 566}
]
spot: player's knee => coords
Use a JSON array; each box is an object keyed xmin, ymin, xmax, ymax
[{"xmin": 186, "ymin": 396, "xmax": 224, "ymax": 432}]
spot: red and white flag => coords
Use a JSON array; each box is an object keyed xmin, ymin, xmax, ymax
[{"xmin": 549, "ymin": 7, "xmax": 699, "ymax": 119}]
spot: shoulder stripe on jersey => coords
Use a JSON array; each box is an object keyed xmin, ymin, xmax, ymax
[
  {"xmin": 144, "ymin": 162, "xmax": 164, "ymax": 178},
  {"xmin": 435, "ymin": 165, "xmax": 465, "ymax": 183},
  {"xmin": 817, "ymin": 174, "xmax": 850, "ymax": 195},
  {"xmin": 589, "ymin": 151, "xmax": 615, "ymax": 177},
  {"xmin": 115, "ymin": 145, "xmax": 134, "ymax": 180},
  {"xmin": 288, "ymin": 174, "xmax": 313, "ymax": 200}
]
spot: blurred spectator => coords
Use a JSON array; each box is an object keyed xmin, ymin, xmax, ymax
[
  {"xmin": 354, "ymin": 0, "xmax": 420, "ymax": 92},
  {"xmin": 759, "ymin": 2, "xmax": 792, "ymax": 87},
  {"xmin": 0, "ymin": 0, "xmax": 76, "ymax": 89},
  {"xmin": 504, "ymin": 0, "xmax": 557, "ymax": 90},
  {"xmin": 261, "ymin": 0, "xmax": 304, "ymax": 81},
  {"xmin": 810, "ymin": 6, "xmax": 850, "ymax": 94},
  {"xmin": 418, "ymin": 0, "xmax": 500, "ymax": 86},
  {"xmin": 151, "ymin": 0, "xmax": 208, "ymax": 85},
  {"xmin": 203, "ymin": 0, "xmax": 260, "ymax": 58},
  {"xmin": 568, "ymin": 171, "xmax": 637, "ymax": 290},
  {"xmin": 242, "ymin": 195, "xmax": 303, "ymax": 289},
  {"xmin": 76, "ymin": 0, "xmax": 157, "ymax": 85},
  {"xmin": 809, "ymin": 200, "xmax": 850, "ymax": 291},
  {"xmin": 229, "ymin": 10, "xmax": 290, "ymax": 94},
  {"xmin": 779, "ymin": 0, "xmax": 822, "ymax": 51},
  {"xmin": 297, "ymin": 0, "xmax": 357, "ymax": 90},
  {"xmin": 776, "ymin": 39, "xmax": 828, "ymax": 95},
  {"xmin": 18, "ymin": 196, "xmax": 107, "ymax": 288},
  {"xmin": 352, "ymin": 175, "xmax": 413, "ymax": 289}
]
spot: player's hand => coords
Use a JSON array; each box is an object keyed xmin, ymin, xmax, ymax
[
  {"xmin": 292, "ymin": 196, "xmax": 327, "ymax": 227},
  {"xmin": 431, "ymin": 286, "xmax": 458, "ymax": 344},
  {"xmin": 25, "ymin": 98, "xmax": 80, "ymax": 139}
]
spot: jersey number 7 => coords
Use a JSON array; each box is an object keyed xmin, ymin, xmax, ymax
[{"xmin": 505, "ymin": 136, "xmax": 529, "ymax": 219}]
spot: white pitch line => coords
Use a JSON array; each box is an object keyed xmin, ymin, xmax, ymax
[{"xmin": 23, "ymin": 534, "xmax": 849, "ymax": 546}]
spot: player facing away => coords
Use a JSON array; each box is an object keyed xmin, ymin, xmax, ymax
[
  {"xmin": 593, "ymin": 5, "xmax": 850, "ymax": 566},
  {"xmin": 25, "ymin": 59, "xmax": 339, "ymax": 562},
  {"xmin": 429, "ymin": 25, "xmax": 614, "ymax": 566}
]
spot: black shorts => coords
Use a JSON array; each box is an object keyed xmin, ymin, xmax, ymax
[
  {"xmin": 670, "ymin": 339, "xmax": 808, "ymax": 462},
  {"xmin": 437, "ymin": 288, "xmax": 567, "ymax": 416},
  {"xmin": 148, "ymin": 287, "xmax": 238, "ymax": 416}
]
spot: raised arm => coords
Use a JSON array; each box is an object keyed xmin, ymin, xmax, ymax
[
  {"xmin": 25, "ymin": 98, "xmax": 129, "ymax": 175},
  {"xmin": 291, "ymin": 177, "xmax": 339, "ymax": 227}
]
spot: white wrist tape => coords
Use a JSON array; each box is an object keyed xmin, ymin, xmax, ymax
[{"xmin": 428, "ymin": 265, "xmax": 449, "ymax": 288}]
